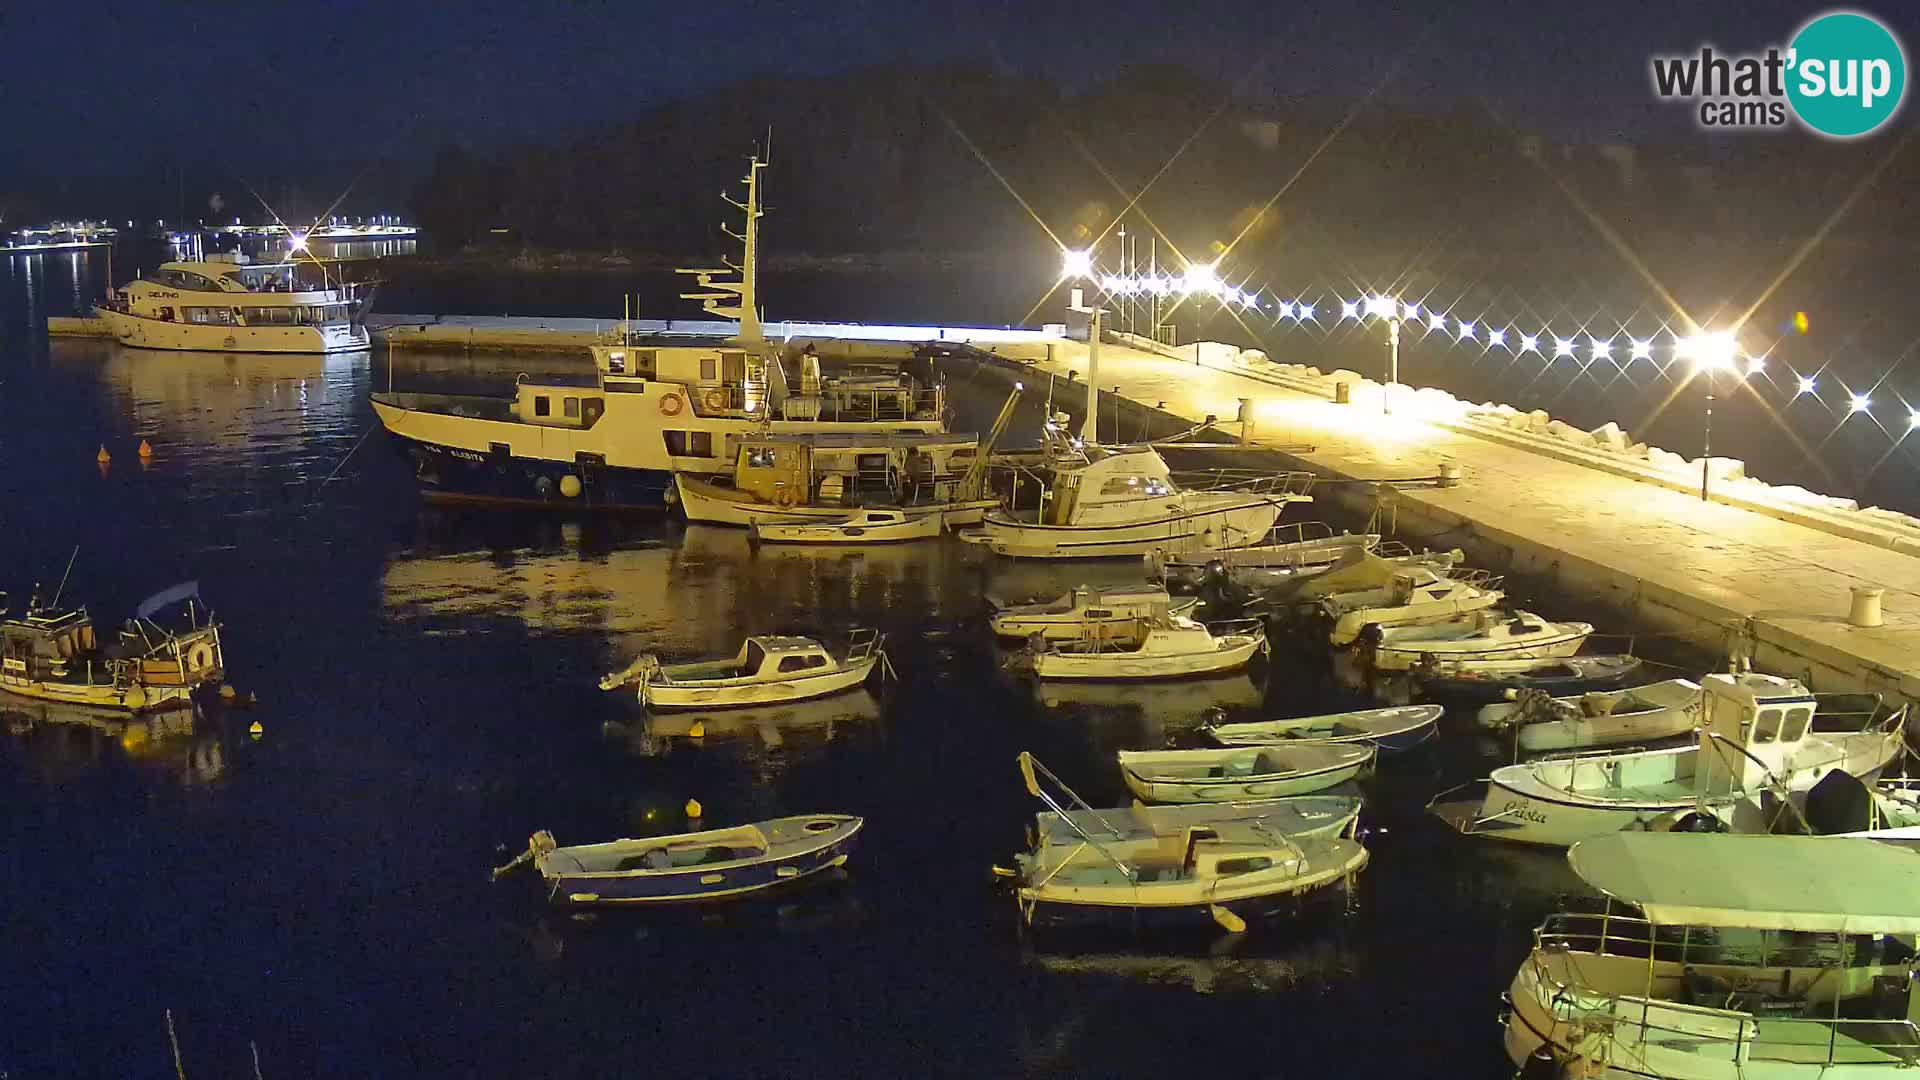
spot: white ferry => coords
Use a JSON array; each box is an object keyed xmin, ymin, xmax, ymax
[
  {"xmin": 95, "ymin": 253, "xmax": 369, "ymax": 354},
  {"xmin": 369, "ymin": 156, "xmax": 949, "ymax": 511}
]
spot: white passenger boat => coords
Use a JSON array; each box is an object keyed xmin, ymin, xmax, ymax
[
  {"xmin": 988, "ymin": 585, "xmax": 1198, "ymax": 641},
  {"xmin": 95, "ymin": 254, "xmax": 369, "ymax": 353},
  {"xmin": 1504, "ymin": 832, "xmax": 1920, "ymax": 1077},
  {"xmin": 1362, "ymin": 609, "xmax": 1592, "ymax": 671},
  {"xmin": 1117, "ymin": 743, "xmax": 1375, "ymax": 803},
  {"xmin": 370, "ymin": 156, "xmax": 952, "ymax": 510},
  {"xmin": 1025, "ymin": 616, "xmax": 1266, "ymax": 680},
  {"xmin": 1318, "ymin": 567, "xmax": 1504, "ymax": 646},
  {"xmin": 1430, "ymin": 671, "xmax": 1906, "ymax": 846},
  {"xmin": 1001, "ymin": 753, "xmax": 1369, "ymax": 932},
  {"xmin": 1476, "ymin": 678, "xmax": 1705, "ymax": 753},
  {"xmin": 962, "ymin": 441, "xmax": 1312, "ymax": 559},
  {"xmin": 674, "ymin": 427, "xmax": 1003, "ymax": 528},
  {"xmin": 1206, "ymin": 705, "xmax": 1444, "ymax": 752},
  {"xmin": 748, "ymin": 508, "xmax": 942, "ymax": 544},
  {"xmin": 599, "ymin": 630, "xmax": 885, "ymax": 710}
]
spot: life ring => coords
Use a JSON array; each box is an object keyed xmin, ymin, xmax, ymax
[
  {"xmin": 658, "ymin": 393, "xmax": 684, "ymax": 417},
  {"xmin": 776, "ymin": 487, "xmax": 800, "ymax": 507},
  {"xmin": 703, "ymin": 389, "xmax": 729, "ymax": 413},
  {"xmin": 186, "ymin": 642, "xmax": 216, "ymax": 670}
]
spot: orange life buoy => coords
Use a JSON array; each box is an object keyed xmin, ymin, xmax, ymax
[
  {"xmin": 658, "ymin": 392, "xmax": 684, "ymax": 416},
  {"xmin": 704, "ymin": 389, "xmax": 729, "ymax": 413}
]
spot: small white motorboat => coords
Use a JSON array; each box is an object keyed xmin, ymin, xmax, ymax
[
  {"xmin": 1206, "ymin": 704, "xmax": 1444, "ymax": 752},
  {"xmin": 988, "ymin": 584, "xmax": 1198, "ymax": 641},
  {"xmin": 1362, "ymin": 610, "xmax": 1593, "ymax": 672},
  {"xmin": 1318, "ymin": 567, "xmax": 1504, "ymax": 646},
  {"xmin": 1026, "ymin": 616, "xmax": 1266, "ymax": 680},
  {"xmin": 748, "ymin": 508, "xmax": 942, "ymax": 544},
  {"xmin": 1147, "ymin": 528, "xmax": 1377, "ymax": 593},
  {"xmin": 1117, "ymin": 743, "xmax": 1375, "ymax": 803},
  {"xmin": 1430, "ymin": 671, "xmax": 1906, "ymax": 847},
  {"xmin": 495, "ymin": 815, "xmax": 863, "ymax": 905},
  {"xmin": 1475, "ymin": 678, "xmax": 1704, "ymax": 753},
  {"xmin": 1000, "ymin": 753, "xmax": 1368, "ymax": 932},
  {"xmin": 600, "ymin": 630, "xmax": 886, "ymax": 710}
]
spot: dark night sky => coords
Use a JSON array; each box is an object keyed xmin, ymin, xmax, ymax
[{"xmin": 4, "ymin": 0, "xmax": 1915, "ymax": 176}]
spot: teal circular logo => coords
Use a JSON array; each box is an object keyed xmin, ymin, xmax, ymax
[{"xmin": 1786, "ymin": 11, "xmax": 1907, "ymax": 138}]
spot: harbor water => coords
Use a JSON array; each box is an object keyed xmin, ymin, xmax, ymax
[{"xmin": 6, "ymin": 268, "xmax": 1615, "ymax": 1077}]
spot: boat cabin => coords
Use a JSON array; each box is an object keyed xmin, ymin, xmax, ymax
[
  {"xmin": 570, "ymin": 341, "xmax": 944, "ymax": 426},
  {"xmin": 1039, "ymin": 447, "xmax": 1181, "ymax": 525},
  {"xmin": 118, "ymin": 255, "xmax": 356, "ymax": 327},
  {"xmin": 1694, "ymin": 671, "xmax": 1821, "ymax": 795},
  {"xmin": 738, "ymin": 636, "xmax": 839, "ymax": 679},
  {"xmin": 0, "ymin": 605, "xmax": 98, "ymax": 680},
  {"xmin": 722, "ymin": 432, "xmax": 976, "ymax": 507}
]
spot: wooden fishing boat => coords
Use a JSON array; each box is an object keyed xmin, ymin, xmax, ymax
[
  {"xmin": 1475, "ymin": 678, "xmax": 1704, "ymax": 753},
  {"xmin": 748, "ymin": 508, "xmax": 942, "ymax": 544},
  {"xmin": 600, "ymin": 629, "xmax": 885, "ymax": 710},
  {"xmin": 999, "ymin": 753, "xmax": 1368, "ymax": 932},
  {"xmin": 0, "ymin": 583, "xmax": 224, "ymax": 714},
  {"xmin": 1409, "ymin": 654, "xmax": 1644, "ymax": 705},
  {"xmin": 1147, "ymin": 527, "xmax": 1377, "ymax": 594},
  {"xmin": 1206, "ymin": 704, "xmax": 1443, "ymax": 752},
  {"xmin": 1362, "ymin": 610, "xmax": 1593, "ymax": 672},
  {"xmin": 1117, "ymin": 743, "xmax": 1375, "ymax": 803},
  {"xmin": 1025, "ymin": 616, "xmax": 1265, "ymax": 680},
  {"xmin": 988, "ymin": 584, "xmax": 1197, "ymax": 641},
  {"xmin": 499, "ymin": 815, "xmax": 863, "ymax": 906}
]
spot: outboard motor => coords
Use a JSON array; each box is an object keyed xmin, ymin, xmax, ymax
[{"xmin": 1803, "ymin": 769, "xmax": 1875, "ymax": 835}]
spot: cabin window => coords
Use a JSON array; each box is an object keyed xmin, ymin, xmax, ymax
[
  {"xmin": 1781, "ymin": 706, "xmax": 1812, "ymax": 743},
  {"xmin": 700, "ymin": 357, "xmax": 719, "ymax": 382},
  {"xmin": 581, "ymin": 398, "xmax": 603, "ymax": 426},
  {"xmin": 663, "ymin": 431, "xmax": 715, "ymax": 457},
  {"xmin": 806, "ymin": 656, "xmax": 826, "ymax": 669},
  {"xmin": 743, "ymin": 643, "xmax": 767, "ymax": 672},
  {"xmin": 605, "ymin": 352, "xmax": 625, "ymax": 374},
  {"xmin": 1085, "ymin": 609, "xmax": 1112, "ymax": 619},
  {"xmin": 776, "ymin": 655, "xmax": 812, "ymax": 673},
  {"xmin": 747, "ymin": 448, "xmax": 777, "ymax": 469},
  {"xmin": 1215, "ymin": 856, "xmax": 1273, "ymax": 875},
  {"xmin": 1753, "ymin": 708, "xmax": 1781, "ymax": 744},
  {"xmin": 533, "ymin": 396, "xmax": 551, "ymax": 418},
  {"xmin": 871, "ymin": 513, "xmax": 898, "ymax": 522},
  {"xmin": 563, "ymin": 397, "xmax": 581, "ymax": 419},
  {"xmin": 1099, "ymin": 476, "xmax": 1171, "ymax": 496}
]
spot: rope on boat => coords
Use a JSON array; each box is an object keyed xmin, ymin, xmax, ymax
[{"xmin": 309, "ymin": 425, "xmax": 378, "ymax": 503}]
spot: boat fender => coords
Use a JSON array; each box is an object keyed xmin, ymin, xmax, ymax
[
  {"xmin": 684, "ymin": 798, "xmax": 703, "ymax": 820},
  {"xmin": 558, "ymin": 474, "xmax": 583, "ymax": 498},
  {"xmin": 658, "ymin": 392, "xmax": 685, "ymax": 417},
  {"xmin": 533, "ymin": 475, "xmax": 554, "ymax": 498},
  {"xmin": 703, "ymin": 389, "xmax": 729, "ymax": 413}
]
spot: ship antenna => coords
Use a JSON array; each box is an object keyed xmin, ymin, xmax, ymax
[{"xmin": 49, "ymin": 545, "xmax": 78, "ymax": 609}]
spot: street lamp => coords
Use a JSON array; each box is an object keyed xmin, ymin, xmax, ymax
[
  {"xmin": 1363, "ymin": 296, "xmax": 1402, "ymax": 414},
  {"xmin": 1680, "ymin": 330, "xmax": 1739, "ymax": 502},
  {"xmin": 1060, "ymin": 248, "xmax": 1092, "ymax": 280}
]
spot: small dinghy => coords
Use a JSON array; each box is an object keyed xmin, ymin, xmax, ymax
[
  {"xmin": 495, "ymin": 815, "xmax": 863, "ymax": 906},
  {"xmin": 988, "ymin": 584, "xmax": 1198, "ymax": 641},
  {"xmin": 1147, "ymin": 528, "xmax": 1376, "ymax": 594},
  {"xmin": 998, "ymin": 753, "xmax": 1368, "ymax": 932},
  {"xmin": 1318, "ymin": 568, "xmax": 1505, "ymax": 646},
  {"xmin": 1117, "ymin": 743, "xmax": 1375, "ymax": 803},
  {"xmin": 600, "ymin": 629, "xmax": 886, "ymax": 710},
  {"xmin": 748, "ymin": 508, "xmax": 942, "ymax": 544},
  {"xmin": 1025, "ymin": 616, "xmax": 1266, "ymax": 680},
  {"xmin": 1362, "ymin": 610, "xmax": 1592, "ymax": 672},
  {"xmin": 1476, "ymin": 678, "xmax": 1703, "ymax": 753},
  {"xmin": 1409, "ymin": 654, "xmax": 1644, "ymax": 705},
  {"xmin": 1206, "ymin": 704, "xmax": 1443, "ymax": 752}
]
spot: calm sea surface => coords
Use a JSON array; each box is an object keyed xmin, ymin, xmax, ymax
[{"xmin": 3, "ymin": 250, "xmax": 1660, "ymax": 1078}]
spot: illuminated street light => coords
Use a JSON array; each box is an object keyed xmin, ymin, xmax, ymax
[
  {"xmin": 1520, "ymin": 333, "xmax": 1540, "ymax": 353},
  {"xmin": 1680, "ymin": 330, "xmax": 1738, "ymax": 372},
  {"xmin": 1590, "ymin": 337, "xmax": 1612, "ymax": 360},
  {"xmin": 1278, "ymin": 301, "xmax": 1296, "ymax": 319},
  {"xmin": 1182, "ymin": 262, "xmax": 1219, "ymax": 294},
  {"xmin": 1910, "ymin": 409, "xmax": 1920, "ymax": 428},
  {"xmin": 1403, "ymin": 301, "xmax": 1420, "ymax": 321},
  {"xmin": 1060, "ymin": 248, "xmax": 1092, "ymax": 279},
  {"xmin": 1298, "ymin": 302, "xmax": 1316, "ymax": 321},
  {"xmin": 289, "ymin": 233, "xmax": 309, "ymax": 253},
  {"xmin": 1745, "ymin": 355, "xmax": 1766, "ymax": 375},
  {"xmin": 1340, "ymin": 299, "xmax": 1361, "ymax": 320},
  {"xmin": 1366, "ymin": 295, "xmax": 1397, "ymax": 319},
  {"xmin": 1630, "ymin": 339, "xmax": 1652, "ymax": 361},
  {"xmin": 1487, "ymin": 328, "xmax": 1506, "ymax": 348},
  {"xmin": 1797, "ymin": 375, "xmax": 1817, "ymax": 394},
  {"xmin": 1427, "ymin": 312, "xmax": 1445, "ymax": 332},
  {"xmin": 1850, "ymin": 393, "xmax": 1872, "ymax": 413},
  {"xmin": 1458, "ymin": 320, "xmax": 1476, "ymax": 340},
  {"xmin": 1553, "ymin": 337, "xmax": 1576, "ymax": 358}
]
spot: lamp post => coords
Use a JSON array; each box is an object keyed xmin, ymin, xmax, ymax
[
  {"xmin": 1362, "ymin": 296, "xmax": 1401, "ymax": 414},
  {"xmin": 1683, "ymin": 331, "xmax": 1738, "ymax": 503}
]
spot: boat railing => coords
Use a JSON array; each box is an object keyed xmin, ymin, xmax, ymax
[
  {"xmin": 1810, "ymin": 691, "xmax": 1905, "ymax": 734},
  {"xmin": 1449, "ymin": 568, "xmax": 1506, "ymax": 593},
  {"xmin": 1172, "ymin": 468, "xmax": 1317, "ymax": 499},
  {"xmin": 845, "ymin": 628, "xmax": 885, "ymax": 663},
  {"xmin": 1016, "ymin": 752, "xmax": 1136, "ymax": 879}
]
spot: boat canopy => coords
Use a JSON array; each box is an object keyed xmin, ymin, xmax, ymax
[
  {"xmin": 136, "ymin": 581, "xmax": 200, "ymax": 620},
  {"xmin": 1568, "ymin": 833, "xmax": 1920, "ymax": 934}
]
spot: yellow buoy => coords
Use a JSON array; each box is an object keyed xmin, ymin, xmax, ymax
[
  {"xmin": 219, "ymin": 685, "xmax": 237, "ymax": 701},
  {"xmin": 684, "ymin": 798, "xmax": 703, "ymax": 819},
  {"xmin": 96, "ymin": 445, "xmax": 111, "ymax": 464},
  {"xmin": 138, "ymin": 439, "xmax": 154, "ymax": 459},
  {"xmin": 558, "ymin": 473, "xmax": 583, "ymax": 498},
  {"xmin": 247, "ymin": 720, "xmax": 264, "ymax": 738},
  {"xmin": 687, "ymin": 720, "xmax": 705, "ymax": 738}
]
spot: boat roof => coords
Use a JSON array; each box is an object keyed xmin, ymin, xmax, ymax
[
  {"xmin": 1568, "ymin": 833, "xmax": 1920, "ymax": 934},
  {"xmin": 744, "ymin": 432, "xmax": 977, "ymax": 449},
  {"xmin": 2, "ymin": 607, "xmax": 90, "ymax": 633},
  {"xmin": 746, "ymin": 636, "xmax": 827, "ymax": 653},
  {"xmin": 1701, "ymin": 670, "xmax": 1814, "ymax": 705}
]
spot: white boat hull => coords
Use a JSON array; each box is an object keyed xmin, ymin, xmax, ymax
[
  {"xmin": 97, "ymin": 307, "xmax": 369, "ymax": 354},
  {"xmin": 1031, "ymin": 635, "xmax": 1263, "ymax": 680},
  {"xmin": 677, "ymin": 475, "xmax": 993, "ymax": 528},
  {"xmin": 750, "ymin": 514, "xmax": 942, "ymax": 544},
  {"xmin": 1120, "ymin": 756, "xmax": 1369, "ymax": 802},
  {"xmin": 969, "ymin": 500, "xmax": 1285, "ymax": 559},
  {"xmin": 1367, "ymin": 629, "xmax": 1589, "ymax": 672},
  {"xmin": 991, "ymin": 597, "xmax": 1200, "ymax": 641},
  {"xmin": 643, "ymin": 656, "xmax": 877, "ymax": 710}
]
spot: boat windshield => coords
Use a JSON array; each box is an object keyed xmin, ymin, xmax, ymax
[{"xmin": 742, "ymin": 641, "xmax": 768, "ymax": 674}]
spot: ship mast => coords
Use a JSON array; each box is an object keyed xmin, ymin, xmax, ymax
[{"xmin": 676, "ymin": 153, "xmax": 766, "ymax": 344}]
